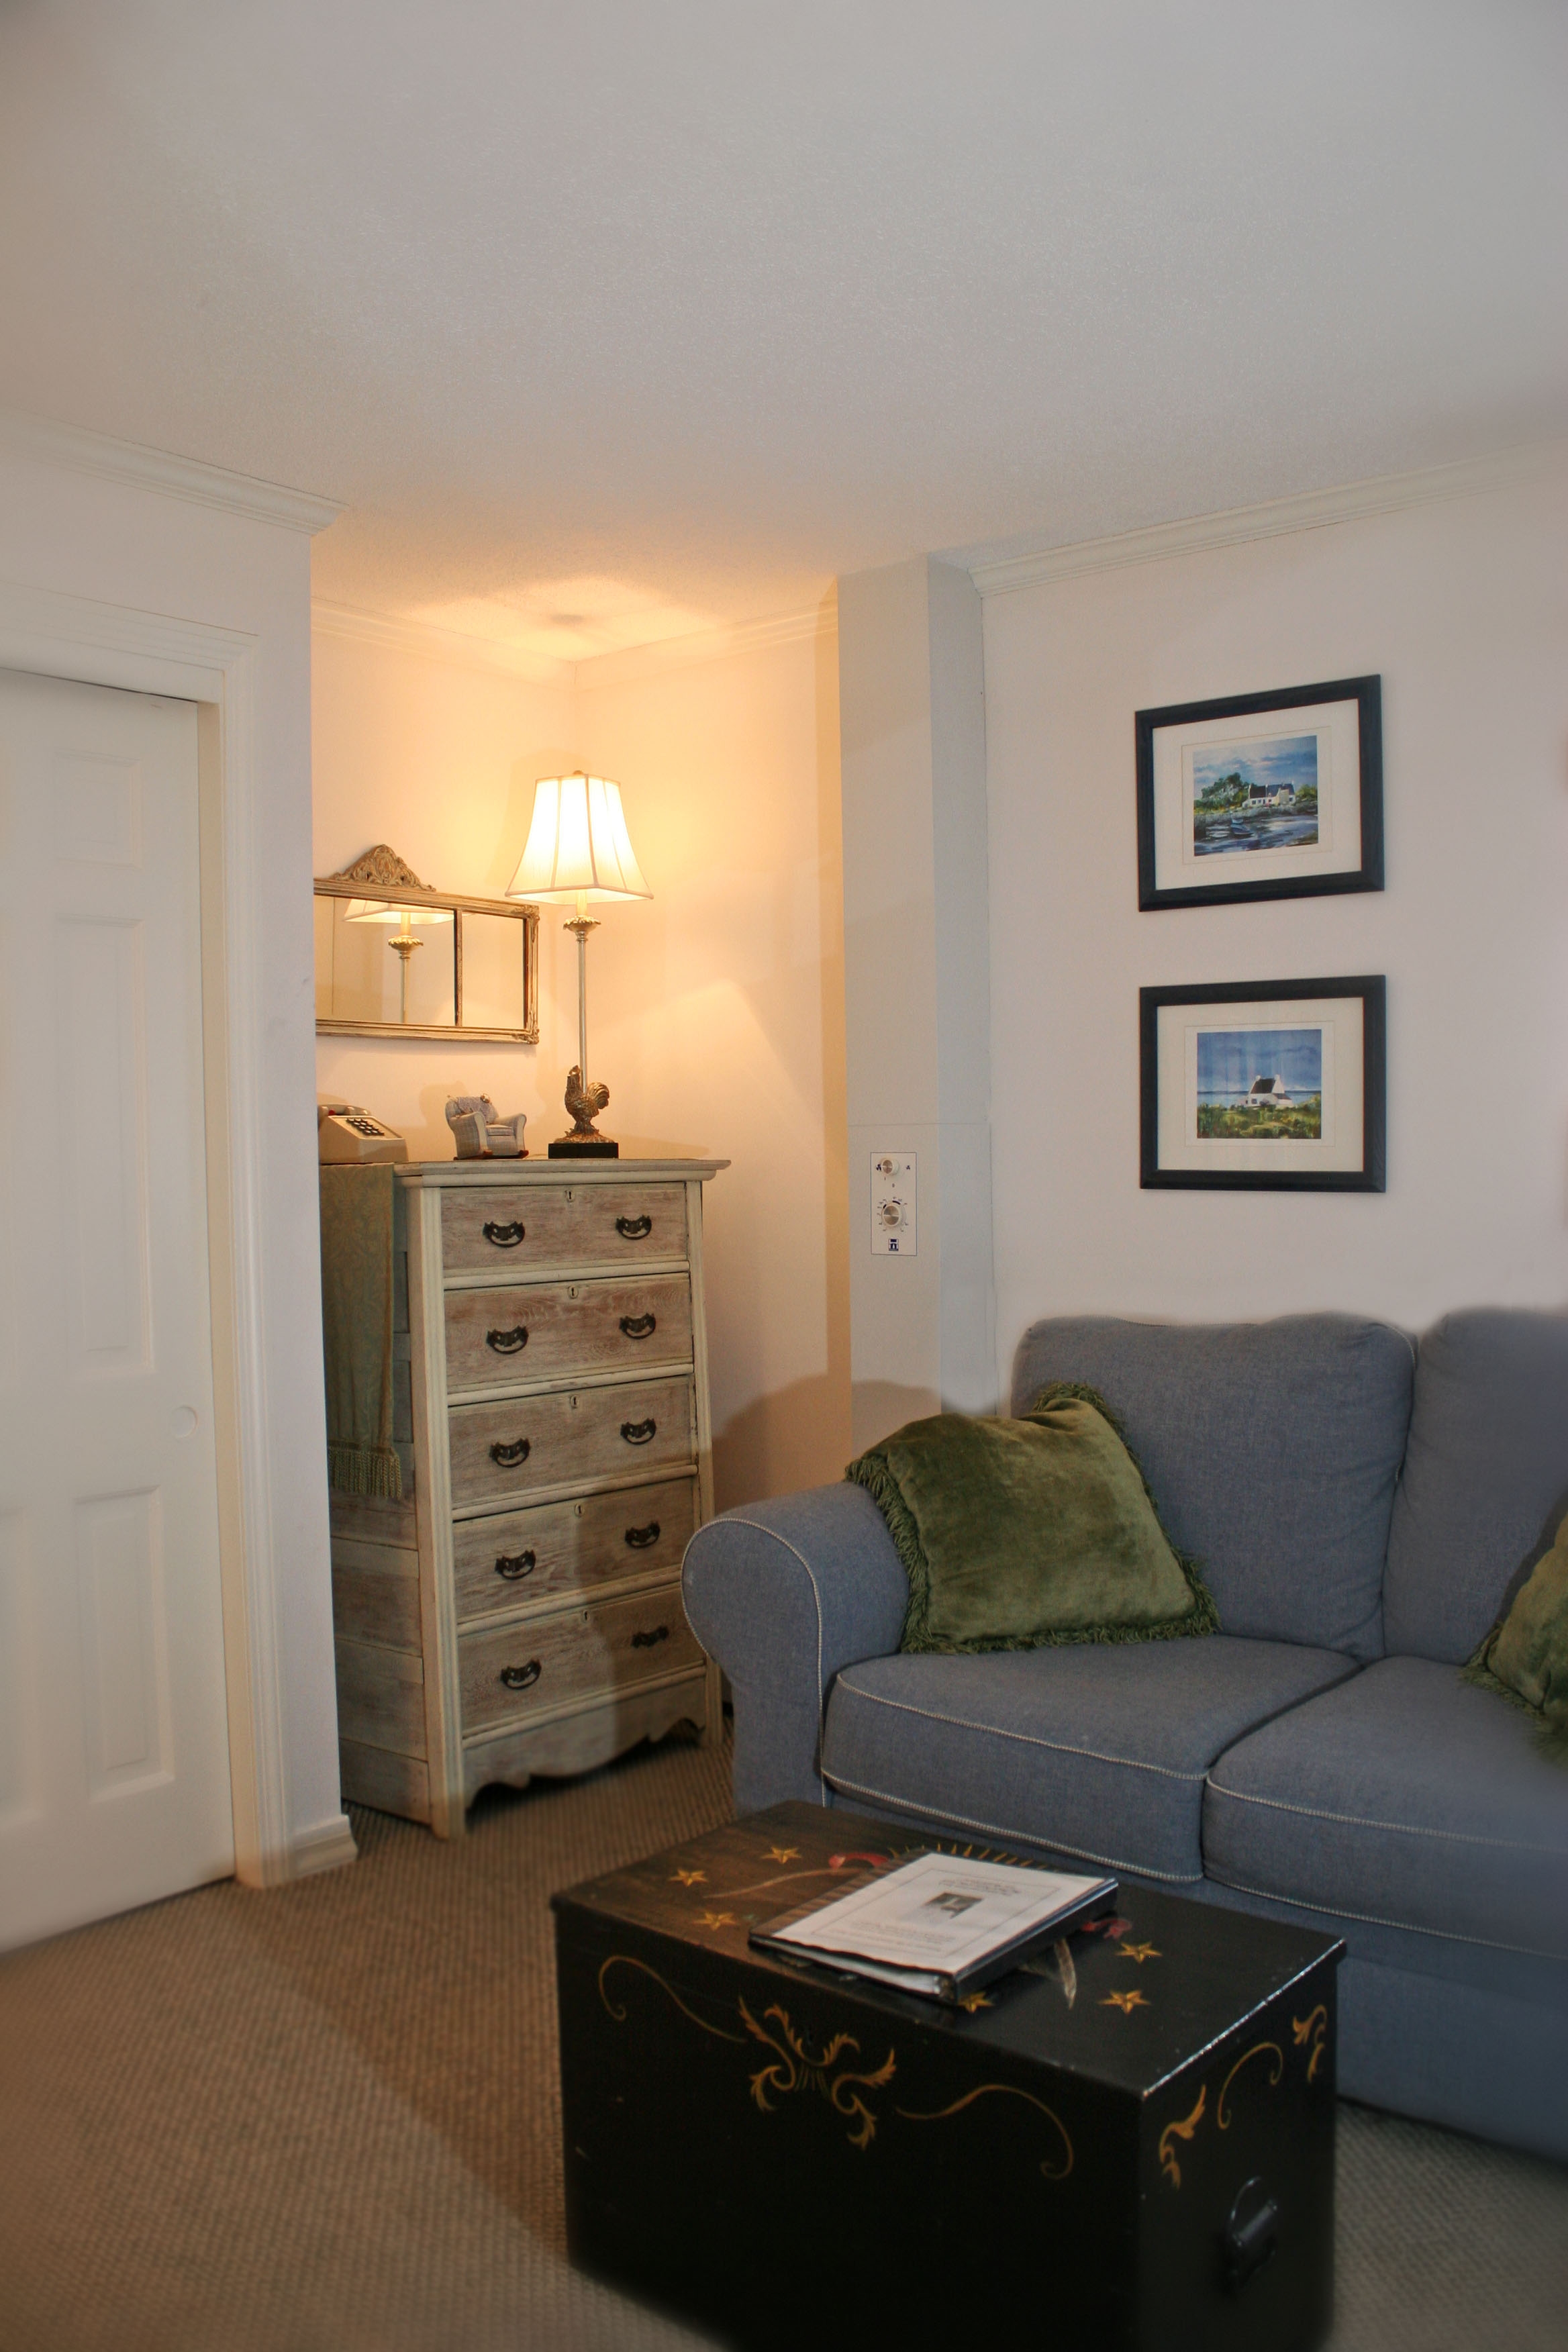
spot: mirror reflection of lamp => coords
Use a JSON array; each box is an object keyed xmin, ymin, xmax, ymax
[
  {"xmin": 344, "ymin": 898, "xmax": 454, "ymax": 1024},
  {"xmin": 505, "ymin": 772, "xmax": 651, "ymax": 1158}
]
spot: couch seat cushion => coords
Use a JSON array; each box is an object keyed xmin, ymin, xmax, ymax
[
  {"xmin": 819, "ymin": 1636, "xmax": 1358, "ymax": 1884},
  {"xmin": 1010, "ymin": 1314, "xmax": 1413, "ymax": 1660},
  {"xmin": 1203, "ymin": 1657, "xmax": 1568, "ymax": 1959}
]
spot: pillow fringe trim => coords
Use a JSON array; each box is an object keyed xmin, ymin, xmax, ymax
[
  {"xmin": 845, "ymin": 1381, "xmax": 1219, "ymax": 1656},
  {"xmin": 1460, "ymin": 1647, "xmax": 1568, "ymax": 1765}
]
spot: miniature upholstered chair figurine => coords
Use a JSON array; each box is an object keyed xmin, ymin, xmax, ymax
[{"xmin": 445, "ymin": 1095, "xmax": 528, "ymax": 1159}]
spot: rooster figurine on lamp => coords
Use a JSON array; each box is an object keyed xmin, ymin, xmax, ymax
[{"xmin": 507, "ymin": 772, "xmax": 652, "ymax": 1158}]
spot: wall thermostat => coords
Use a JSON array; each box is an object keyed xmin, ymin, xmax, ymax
[{"xmin": 871, "ymin": 1151, "xmax": 916, "ymax": 1255}]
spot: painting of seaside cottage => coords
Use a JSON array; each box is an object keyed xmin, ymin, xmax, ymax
[
  {"xmin": 1196, "ymin": 1026, "xmax": 1323, "ymax": 1139},
  {"xmin": 1191, "ymin": 731, "xmax": 1319, "ymax": 856}
]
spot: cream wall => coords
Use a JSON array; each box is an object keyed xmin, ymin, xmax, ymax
[
  {"xmin": 981, "ymin": 468, "xmax": 1568, "ymax": 1385},
  {"xmin": 311, "ymin": 613, "xmax": 851, "ymax": 1511},
  {"xmin": 311, "ymin": 624, "xmax": 576, "ymax": 1150}
]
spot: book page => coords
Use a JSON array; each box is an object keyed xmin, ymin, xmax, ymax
[{"xmin": 767, "ymin": 1852, "xmax": 1107, "ymax": 1976}]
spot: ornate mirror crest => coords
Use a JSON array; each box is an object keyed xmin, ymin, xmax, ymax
[{"xmin": 313, "ymin": 843, "xmax": 539, "ymax": 1042}]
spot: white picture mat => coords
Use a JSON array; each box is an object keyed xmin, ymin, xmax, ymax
[
  {"xmin": 768, "ymin": 1851, "xmax": 1104, "ymax": 1974},
  {"xmin": 1152, "ymin": 697, "xmax": 1362, "ymax": 894},
  {"xmin": 1156, "ymin": 995, "xmax": 1365, "ymax": 1173}
]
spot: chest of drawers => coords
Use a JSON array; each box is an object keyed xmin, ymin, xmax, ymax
[{"xmin": 330, "ymin": 1158, "xmax": 726, "ymax": 1836}]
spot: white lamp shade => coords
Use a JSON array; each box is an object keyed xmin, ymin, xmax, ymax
[
  {"xmin": 507, "ymin": 773, "xmax": 652, "ymax": 903},
  {"xmin": 343, "ymin": 898, "xmax": 452, "ymax": 924}
]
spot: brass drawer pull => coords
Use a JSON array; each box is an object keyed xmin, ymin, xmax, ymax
[
  {"xmin": 482, "ymin": 1220, "xmax": 526, "ymax": 1248},
  {"xmin": 620, "ymin": 1418, "xmax": 656, "ymax": 1446},
  {"xmin": 499, "ymin": 1661, "xmax": 542, "ymax": 1691},
  {"xmin": 616, "ymin": 1214, "xmax": 653, "ymax": 1240},
  {"xmin": 486, "ymin": 1325, "xmax": 530, "ymax": 1354},
  {"xmin": 489, "ymin": 1436, "xmax": 531, "ymax": 1466},
  {"xmin": 494, "ymin": 1550, "xmax": 536, "ymax": 1581},
  {"xmin": 619, "ymin": 1313, "xmax": 656, "ymax": 1340},
  {"xmin": 630, "ymin": 1625, "xmax": 670, "ymax": 1650},
  {"xmin": 624, "ymin": 1521, "xmax": 661, "ymax": 1549}
]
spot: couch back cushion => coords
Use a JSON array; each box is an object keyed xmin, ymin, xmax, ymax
[
  {"xmin": 1010, "ymin": 1314, "xmax": 1414, "ymax": 1659},
  {"xmin": 1382, "ymin": 1309, "xmax": 1568, "ymax": 1664}
]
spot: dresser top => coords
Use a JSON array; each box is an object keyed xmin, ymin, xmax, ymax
[{"xmin": 395, "ymin": 1156, "xmax": 728, "ymax": 1189}]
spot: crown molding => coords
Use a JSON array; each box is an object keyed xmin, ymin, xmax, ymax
[
  {"xmin": 313, "ymin": 594, "xmax": 836, "ymax": 692},
  {"xmin": 311, "ymin": 600, "xmax": 574, "ymax": 686},
  {"xmin": 1, "ymin": 411, "xmax": 342, "ymax": 534},
  {"xmin": 573, "ymin": 599, "xmax": 836, "ymax": 691},
  {"xmin": 310, "ymin": 602, "xmax": 573, "ymax": 687},
  {"xmin": 965, "ymin": 442, "xmax": 1567, "ymax": 599}
]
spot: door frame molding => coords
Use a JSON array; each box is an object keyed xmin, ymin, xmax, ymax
[{"xmin": 0, "ymin": 579, "xmax": 352, "ymax": 1887}]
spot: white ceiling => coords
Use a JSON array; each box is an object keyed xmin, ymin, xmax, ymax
[{"xmin": 2, "ymin": 2, "xmax": 1563, "ymax": 660}]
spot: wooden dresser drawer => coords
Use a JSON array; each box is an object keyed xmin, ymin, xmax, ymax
[
  {"xmin": 459, "ymin": 1583, "xmax": 703, "ymax": 1736},
  {"xmin": 448, "ymin": 1374, "xmax": 695, "ymax": 1508},
  {"xmin": 451, "ymin": 1476, "xmax": 697, "ymax": 1621},
  {"xmin": 444, "ymin": 1273, "xmax": 693, "ymax": 1394},
  {"xmin": 441, "ymin": 1182, "xmax": 687, "ymax": 1273}
]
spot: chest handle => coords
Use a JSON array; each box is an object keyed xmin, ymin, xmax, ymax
[
  {"xmin": 489, "ymin": 1436, "xmax": 531, "ymax": 1467},
  {"xmin": 620, "ymin": 1418, "xmax": 656, "ymax": 1446},
  {"xmin": 494, "ymin": 1550, "xmax": 536, "ymax": 1581},
  {"xmin": 616, "ymin": 1214, "xmax": 653, "ymax": 1240},
  {"xmin": 499, "ymin": 1661, "xmax": 542, "ymax": 1692},
  {"xmin": 486, "ymin": 1325, "xmax": 530, "ymax": 1354},
  {"xmin": 624, "ymin": 1521, "xmax": 661, "ymax": 1549},
  {"xmin": 619, "ymin": 1313, "xmax": 656, "ymax": 1340},
  {"xmin": 630, "ymin": 1625, "xmax": 670, "ymax": 1650},
  {"xmin": 481, "ymin": 1220, "xmax": 525, "ymax": 1248}
]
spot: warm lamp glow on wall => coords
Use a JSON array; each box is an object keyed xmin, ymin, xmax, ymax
[{"xmin": 507, "ymin": 772, "xmax": 651, "ymax": 1157}]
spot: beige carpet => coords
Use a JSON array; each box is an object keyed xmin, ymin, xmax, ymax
[{"xmin": 0, "ymin": 1728, "xmax": 1561, "ymax": 2351}]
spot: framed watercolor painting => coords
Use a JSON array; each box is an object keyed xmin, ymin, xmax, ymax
[
  {"xmin": 1140, "ymin": 975, "xmax": 1386, "ymax": 1191},
  {"xmin": 1136, "ymin": 675, "xmax": 1383, "ymax": 911}
]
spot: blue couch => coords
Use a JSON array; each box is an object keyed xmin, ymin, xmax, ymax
[{"xmin": 683, "ymin": 1310, "xmax": 1568, "ymax": 2159}]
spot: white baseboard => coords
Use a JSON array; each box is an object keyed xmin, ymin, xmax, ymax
[{"xmin": 287, "ymin": 1814, "xmax": 359, "ymax": 1879}]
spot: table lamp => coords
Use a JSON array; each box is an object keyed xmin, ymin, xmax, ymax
[
  {"xmin": 507, "ymin": 771, "xmax": 651, "ymax": 1157},
  {"xmin": 344, "ymin": 897, "xmax": 454, "ymax": 1024}
]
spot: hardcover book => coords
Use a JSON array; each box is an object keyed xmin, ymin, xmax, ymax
[{"xmin": 749, "ymin": 1849, "xmax": 1118, "ymax": 2002}]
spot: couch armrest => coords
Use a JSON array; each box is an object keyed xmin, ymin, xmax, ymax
[{"xmin": 681, "ymin": 1483, "xmax": 908, "ymax": 1810}]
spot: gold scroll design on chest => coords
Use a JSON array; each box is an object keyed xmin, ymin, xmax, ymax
[
  {"xmin": 595, "ymin": 1957, "xmax": 893, "ymax": 2150},
  {"xmin": 741, "ymin": 2000, "xmax": 896, "ymax": 2150},
  {"xmin": 596, "ymin": 1956, "xmax": 1070, "ymax": 2176},
  {"xmin": 1157, "ymin": 2032, "xmax": 1302, "ymax": 2191}
]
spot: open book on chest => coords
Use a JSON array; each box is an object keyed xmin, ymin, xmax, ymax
[{"xmin": 749, "ymin": 1851, "xmax": 1118, "ymax": 2004}]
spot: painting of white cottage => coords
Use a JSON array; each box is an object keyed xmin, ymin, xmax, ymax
[
  {"xmin": 1191, "ymin": 731, "xmax": 1321, "ymax": 856},
  {"xmin": 1197, "ymin": 1028, "xmax": 1324, "ymax": 1140}
]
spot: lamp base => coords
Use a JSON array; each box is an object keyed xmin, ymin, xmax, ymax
[{"xmin": 548, "ymin": 1136, "xmax": 619, "ymax": 1159}]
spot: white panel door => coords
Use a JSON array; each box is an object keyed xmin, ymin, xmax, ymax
[{"xmin": 0, "ymin": 669, "xmax": 233, "ymax": 1945}]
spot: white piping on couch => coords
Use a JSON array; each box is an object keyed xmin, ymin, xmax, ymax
[
  {"xmin": 682, "ymin": 1515, "xmax": 831, "ymax": 1803},
  {"xmin": 819, "ymin": 1770, "xmax": 1204, "ymax": 1883},
  {"xmin": 831, "ymin": 1675, "xmax": 1208, "ymax": 1780},
  {"xmin": 1204, "ymin": 1775, "xmax": 1568, "ymax": 1857}
]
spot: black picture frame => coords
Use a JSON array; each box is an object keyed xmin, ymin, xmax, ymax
[
  {"xmin": 1140, "ymin": 975, "xmax": 1386, "ymax": 1192},
  {"xmin": 1136, "ymin": 675, "xmax": 1383, "ymax": 911}
]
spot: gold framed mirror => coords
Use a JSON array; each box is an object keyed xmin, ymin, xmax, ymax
[{"xmin": 313, "ymin": 845, "xmax": 540, "ymax": 1041}]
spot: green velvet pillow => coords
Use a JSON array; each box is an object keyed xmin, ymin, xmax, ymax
[
  {"xmin": 846, "ymin": 1382, "xmax": 1218, "ymax": 1656},
  {"xmin": 1462, "ymin": 1509, "xmax": 1568, "ymax": 1764}
]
